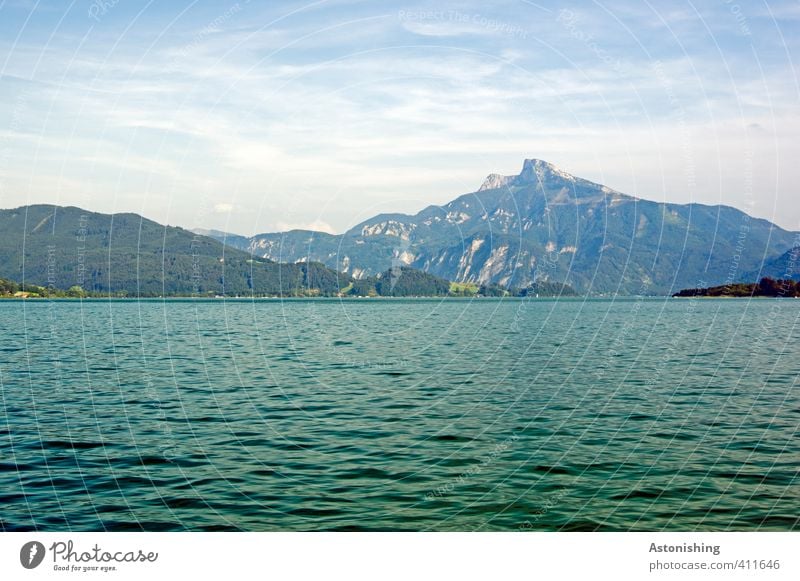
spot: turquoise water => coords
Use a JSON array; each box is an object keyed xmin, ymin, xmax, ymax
[{"xmin": 0, "ymin": 298, "xmax": 798, "ymax": 531}]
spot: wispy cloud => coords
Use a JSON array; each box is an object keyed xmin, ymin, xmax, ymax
[
  {"xmin": 213, "ymin": 202, "xmax": 234, "ymax": 213},
  {"xmin": 0, "ymin": 0, "xmax": 797, "ymax": 232}
]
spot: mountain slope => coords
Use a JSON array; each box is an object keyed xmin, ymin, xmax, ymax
[
  {"xmin": 212, "ymin": 159, "xmax": 798, "ymax": 295},
  {"xmin": 0, "ymin": 205, "xmax": 350, "ymax": 296},
  {"xmin": 191, "ymin": 228, "xmax": 252, "ymax": 250},
  {"xmin": 745, "ymin": 247, "xmax": 800, "ymax": 282}
]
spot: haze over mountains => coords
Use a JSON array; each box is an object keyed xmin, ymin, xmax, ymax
[{"xmin": 204, "ymin": 159, "xmax": 799, "ymax": 295}]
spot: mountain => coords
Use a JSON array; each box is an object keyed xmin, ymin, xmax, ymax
[
  {"xmin": 208, "ymin": 159, "xmax": 799, "ymax": 295},
  {"xmin": 0, "ymin": 205, "xmax": 350, "ymax": 296},
  {"xmin": 191, "ymin": 228, "xmax": 252, "ymax": 250},
  {"xmin": 745, "ymin": 247, "xmax": 800, "ymax": 282}
]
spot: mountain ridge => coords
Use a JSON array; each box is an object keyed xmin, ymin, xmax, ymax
[
  {"xmin": 0, "ymin": 204, "xmax": 350, "ymax": 296},
  {"xmin": 3, "ymin": 160, "xmax": 795, "ymax": 296},
  {"xmin": 207, "ymin": 159, "xmax": 797, "ymax": 295}
]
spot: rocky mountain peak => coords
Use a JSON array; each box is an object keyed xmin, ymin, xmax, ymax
[
  {"xmin": 478, "ymin": 173, "xmax": 514, "ymax": 191},
  {"xmin": 477, "ymin": 159, "xmax": 575, "ymax": 192},
  {"xmin": 517, "ymin": 159, "xmax": 575, "ymax": 184}
]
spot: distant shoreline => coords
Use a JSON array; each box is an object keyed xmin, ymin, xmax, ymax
[
  {"xmin": 672, "ymin": 278, "xmax": 800, "ymax": 299},
  {"xmin": 5, "ymin": 295, "xmax": 792, "ymax": 302},
  {"xmin": 0, "ymin": 295, "xmax": 578, "ymax": 301}
]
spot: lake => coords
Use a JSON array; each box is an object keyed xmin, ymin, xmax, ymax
[{"xmin": 1, "ymin": 297, "xmax": 798, "ymax": 531}]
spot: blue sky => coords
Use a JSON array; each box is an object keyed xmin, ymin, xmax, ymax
[{"xmin": 0, "ymin": 0, "xmax": 798, "ymax": 234}]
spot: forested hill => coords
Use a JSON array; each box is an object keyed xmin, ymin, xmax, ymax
[
  {"xmin": 345, "ymin": 267, "xmax": 578, "ymax": 297},
  {"xmin": 673, "ymin": 278, "xmax": 800, "ymax": 298},
  {"xmin": 347, "ymin": 267, "xmax": 452, "ymax": 297},
  {"xmin": 0, "ymin": 205, "xmax": 350, "ymax": 296}
]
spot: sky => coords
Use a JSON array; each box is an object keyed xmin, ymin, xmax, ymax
[{"xmin": 0, "ymin": 0, "xmax": 798, "ymax": 236}]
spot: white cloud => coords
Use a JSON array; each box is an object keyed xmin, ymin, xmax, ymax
[{"xmin": 0, "ymin": 0, "xmax": 798, "ymax": 232}]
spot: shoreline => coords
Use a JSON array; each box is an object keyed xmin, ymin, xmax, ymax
[{"xmin": 3, "ymin": 295, "xmax": 791, "ymax": 302}]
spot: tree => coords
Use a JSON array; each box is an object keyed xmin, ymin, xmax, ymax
[
  {"xmin": 758, "ymin": 277, "xmax": 780, "ymax": 297},
  {"xmin": 66, "ymin": 286, "xmax": 86, "ymax": 298}
]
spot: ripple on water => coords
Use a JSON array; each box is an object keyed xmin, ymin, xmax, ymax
[
  {"xmin": 42, "ymin": 440, "xmax": 106, "ymax": 450},
  {"xmin": 1, "ymin": 299, "xmax": 798, "ymax": 531}
]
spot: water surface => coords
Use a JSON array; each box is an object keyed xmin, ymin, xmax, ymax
[{"xmin": 1, "ymin": 298, "xmax": 798, "ymax": 531}]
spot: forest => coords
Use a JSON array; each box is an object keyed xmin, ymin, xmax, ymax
[{"xmin": 673, "ymin": 278, "xmax": 800, "ymax": 298}]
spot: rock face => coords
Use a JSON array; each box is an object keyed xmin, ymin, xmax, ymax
[
  {"xmin": 213, "ymin": 159, "xmax": 799, "ymax": 295},
  {"xmin": 478, "ymin": 173, "xmax": 514, "ymax": 192}
]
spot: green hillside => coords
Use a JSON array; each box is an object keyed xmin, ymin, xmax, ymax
[
  {"xmin": 0, "ymin": 205, "xmax": 351, "ymax": 297},
  {"xmin": 347, "ymin": 266, "xmax": 451, "ymax": 297}
]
